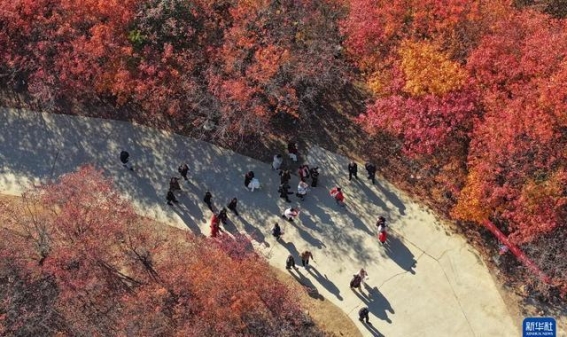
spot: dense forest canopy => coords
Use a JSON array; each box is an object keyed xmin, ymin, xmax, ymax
[{"xmin": 0, "ymin": 0, "xmax": 565, "ymax": 291}]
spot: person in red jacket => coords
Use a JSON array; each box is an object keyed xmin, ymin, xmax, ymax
[
  {"xmin": 210, "ymin": 214, "xmax": 222, "ymax": 237},
  {"xmin": 330, "ymin": 187, "xmax": 345, "ymax": 206}
]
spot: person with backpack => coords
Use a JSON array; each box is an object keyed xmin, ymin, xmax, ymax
[
  {"xmin": 227, "ymin": 197, "xmax": 239, "ymax": 216},
  {"xmin": 348, "ymin": 161, "xmax": 358, "ymax": 181},
  {"xmin": 365, "ymin": 162, "xmax": 376, "ymax": 185},
  {"xmin": 285, "ymin": 254, "xmax": 297, "ymax": 270},
  {"xmin": 120, "ymin": 150, "xmax": 133, "ymax": 171},
  {"xmin": 350, "ymin": 273, "xmax": 363, "ymax": 289},
  {"xmin": 166, "ymin": 189, "xmax": 178, "ymax": 206},
  {"xmin": 309, "ymin": 166, "xmax": 320, "ymax": 187},
  {"xmin": 358, "ymin": 307, "xmax": 370, "ymax": 324},
  {"xmin": 272, "ymin": 223, "xmax": 283, "ymax": 240},
  {"xmin": 178, "ymin": 163, "xmax": 189, "ymax": 181}
]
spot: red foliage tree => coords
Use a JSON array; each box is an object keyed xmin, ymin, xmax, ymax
[{"xmin": 0, "ymin": 167, "xmax": 326, "ymax": 335}]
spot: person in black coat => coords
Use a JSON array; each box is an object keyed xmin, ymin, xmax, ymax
[
  {"xmin": 278, "ymin": 183, "xmax": 292, "ymax": 202},
  {"xmin": 166, "ymin": 190, "xmax": 178, "ymax": 206},
  {"xmin": 203, "ymin": 191, "xmax": 213, "ymax": 211},
  {"xmin": 348, "ymin": 161, "xmax": 358, "ymax": 181},
  {"xmin": 358, "ymin": 307, "xmax": 370, "ymax": 324},
  {"xmin": 120, "ymin": 150, "xmax": 133, "ymax": 171},
  {"xmin": 365, "ymin": 162, "xmax": 376, "ymax": 184},
  {"xmin": 309, "ymin": 167, "xmax": 319, "ymax": 187},
  {"xmin": 227, "ymin": 197, "xmax": 239, "ymax": 216},
  {"xmin": 218, "ymin": 208, "xmax": 228, "ymax": 224},
  {"xmin": 244, "ymin": 171, "xmax": 254, "ymax": 188},
  {"xmin": 272, "ymin": 223, "xmax": 283, "ymax": 240},
  {"xmin": 286, "ymin": 254, "xmax": 297, "ymax": 270},
  {"xmin": 279, "ymin": 169, "xmax": 291, "ymax": 185},
  {"xmin": 178, "ymin": 163, "xmax": 189, "ymax": 181}
]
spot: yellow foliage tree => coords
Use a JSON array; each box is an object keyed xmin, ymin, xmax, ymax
[
  {"xmin": 399, "ymin": 40, "xmax": 467, "ymax": 96},
  {"xmin": 451, "ymin": 168, "xmax": 491, "ymax": 223}
]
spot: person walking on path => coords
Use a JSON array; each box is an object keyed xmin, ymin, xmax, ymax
[
  {"xmin": 330, "ymin": 187, "xmax": 345, "ymax": 207},
  {"xmin": 288, "ymin": 141, "xmax": 298, "ymax": 162},
  {"xmin": 120, "ymin": 150, "xmax": 134, "ymax": 171},
  {"xmin": 178, "ymin": 163, "xmax": 189, "ymax": 181},
  {"xmin": 244, "ymin": 171, "xmax": 254, "ymax": 188},
  {"xmin": 279, "ymin": 183, "xmax": 293, "ymax": 202},
  {"xmin": 272, "ymin": 223, "xmax": 283, "ymax": 240},
  {"xmin": 348, "ymin": 161, "xmax": 358, "ymax": 181},
  {"xmin": 377, "ymin": 216, "xmax": 387, "ymax": 244},
  {"xmin": 227, "ymin": 197, "xmax": 239, "ymax": 216},
  {"xmin": 309, "ymin": 166, "xmax": 319, "ymax": 187},
  {"xmin": 286, "ymin": 254, "xmax": 297, "ymax": 270},
  {"xmin": 210, "ymin": 213, "xmax": 222, "ymax": 237},
  {"xmin": 358, "ymin": 268, "xmax": 369, "ymax": 282},
  {"xmin": 365, "ymin": 162, "xmax": 376, "ymax": 185},
  {"xmin": 170, "ymin": 177, "xmax": 182, "ymax": 192},
  {"xmin": 296, "ymin": 180, "xmax": 309, "ymax": 201},
  {"xmin": 358, "ymin": 307, "xmax": 370, "ymax": 324},
  {"xmin": 218, "ymin": 208, "xmax": 228, "ymax": 224},
  {"xmin": 272, "ymin": 154, "xmax": 283, "ymax": 171},
  {"xmin": 298, "ymin": 164, "xmax": 310, "ymax": 182},
  {"xmin": 301, "ymin": 250, "xmax": 314, "ymax": 267},
  {"xmin": 279, "ymin": 169, "xmax": 291, "ymax": 185},
  {"xmin": 282, "ymin": 207, "xmax": 299, "ymax": 222},
  {"xmin": 203, "ymin": 191, "xmax": 214, "ymax": 211},
  {"xmin": 166, "ymin": 189, "xmax": 178, "ymax": 206},
  {"xmin": 350, "ymin": 273, "xmax": 363, "ymax": 289}
]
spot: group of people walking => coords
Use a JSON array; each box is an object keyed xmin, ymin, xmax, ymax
[{"xmin": 120, "ymin": 142, "xmax": 385, "ymax": 327}]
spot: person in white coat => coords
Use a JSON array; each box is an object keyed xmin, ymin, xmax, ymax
[
  {"xmin": 296, "ymin": 180, "xmax": 309, "ymax": 201},
  {"xmin": 272, "ymin": 154, "xmax": 283, "ymax": 170}
]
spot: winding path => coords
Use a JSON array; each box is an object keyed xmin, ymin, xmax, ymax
[{"xmin": 0, "ymin": 108, "xmax": 518, "ymax": 337}]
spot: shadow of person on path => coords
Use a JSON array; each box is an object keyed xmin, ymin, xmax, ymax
[
  {"xmin": 384, "ymin": 235, "xmax": 417, "ymax": 274},
  {"xmin": 306, "ymin": 265, "xmax": 343, "ymax": 300},
  {"xmin": 238, "ymin": 216, "xmax": 268, "ymax": 247},
  {"xmin": 375, "ymin": 180, "xmax": 406, "ymax": 215},
  {"xmin": 288, "ymin": 268, "xmax": 324, "ymax": 301},
  {"xmin": 171, "ymin": 203, "xmax": 204, "ymax": 236},
  {"xmin": 283, "ymin": 241, "xmax": 300, "ymax": 259},
  {"xmin": 287, "ymin": 218, "xmax": 326, "ymax": 249},
  {"xmin": 356, "ymin": 180, "xmax": 390, "ymax": 214},
  {"xmin": 363, "ymin": 322, "xmax": 385, "ymax": 337},
  {"xmin": 353, "ymin": 284, "xmax": 394, "ymax": 324}
]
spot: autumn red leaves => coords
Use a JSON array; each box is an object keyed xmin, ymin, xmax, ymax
[
  {"xmin": 343, "ymin": 1, "xmax": 567, "ymax": 245},
  {"xmin": 1, "ymin": 0, "xmax": 565, "ymax": 290},
  {"xmin": 0, "ymin": 167, "xmax": 325, "ymax": 336}
]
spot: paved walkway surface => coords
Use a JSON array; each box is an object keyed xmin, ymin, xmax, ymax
[{"xmin": 0, "ymin": 108, "xmax": 520, "ymax": 336}]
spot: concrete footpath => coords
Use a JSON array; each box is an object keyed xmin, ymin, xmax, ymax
[{"xmin": 0, "ymin": 108, "xmax": 520, "ymax": 336}]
